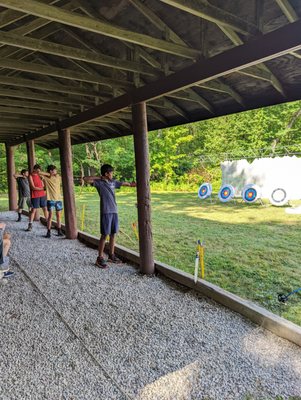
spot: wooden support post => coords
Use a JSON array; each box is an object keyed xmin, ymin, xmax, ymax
[
  {"xmin": 58, "ymin": 128, "xmax": 77, "ymax": 239},
  {"xmin": 5, "ymin": 143, "xmax": 17, "ymax": 211},
  {"xmin": 132, "ymin": 102, "xmax": 154, "ymax": 275},
  {"xmin": 26, "ymin": 139, "xmax": 36, "ymax": 171}
]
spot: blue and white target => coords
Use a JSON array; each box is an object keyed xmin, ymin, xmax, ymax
[
  {"xmin": 269, "ymin": 188, "xmax": 288, "ymax": 206},
  {"xmin": 198, "ymin": 183, "xmax": 212, "ymax": 200},
  {"xmin": 218, "ymin": 184, "xmax": 235, "ymax": 202},
  {"xmin": 242, "ymin": 184, "xmax": 261, "ymax": 203}
]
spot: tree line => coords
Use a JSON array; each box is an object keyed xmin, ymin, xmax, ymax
[{"xmin": 1, "ymin": 100, "xmax": 300, "ymax": 192}]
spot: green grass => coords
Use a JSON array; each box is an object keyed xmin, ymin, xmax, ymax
[
  {"xmin": 76, "ymin": 189, "xmax": 301, "ymax": 326},
  {"xmin": 1, "ymin": 191, "xmax": 301, "ymax": 326}
]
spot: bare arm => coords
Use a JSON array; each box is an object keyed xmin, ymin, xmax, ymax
[
  {"xmin": 83, "ymin": 176, "xmax": 101, "ymax": 184},
  {"xmin": 39, "ymin": 171, "xmax": 51, "ymax": 177},
  {"xmin": 29, "ymin": 175, "xmax": 44, "ymax": 191},
  {"xmin": 13, "ymin": 173, "xmax": 23, "ymax": 179},
  {"xmin": 121, "ymin": 182, "xmax": 136, "ymax": 187}
]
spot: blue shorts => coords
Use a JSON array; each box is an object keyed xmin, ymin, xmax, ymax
[
  {"xmin": 47, "ymin": 200, "xmax": 63, "ymax": 212},
  {"xmin": 31, "ymin": 196, "xmax": 47, "ymax": 209},
  {"xmin": 101, "ymin": 213, "xmax": 119, "ymax": 236}
]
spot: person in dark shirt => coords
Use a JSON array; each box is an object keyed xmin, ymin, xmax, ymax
[
  {"xmin": 84, "ymin": 164, "xmax": 136, "ymax": 269},
  {"xmin": 13, "ymin": 169, "xmax": 31, "ymax": 222}
]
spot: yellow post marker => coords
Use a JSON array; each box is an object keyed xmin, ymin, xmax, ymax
[
  {"xmin": 198, "ymin": 240, "xmax": 205, "ymax": 279},
  {"xmin": 132, "ymin": 222, "xmax": 139, "ymax": 240},
  {"xmin": 80, "ymin": 203, "xmax": 86, "ymax": 231}
]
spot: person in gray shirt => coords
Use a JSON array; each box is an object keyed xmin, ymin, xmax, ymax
[
  {"xmin": 14, "ymin": 169, "xmax": 31, "ymax": 222},
  {"xmin": 84, "ymin": 164, "xmax": 136, "ymax": 269}
]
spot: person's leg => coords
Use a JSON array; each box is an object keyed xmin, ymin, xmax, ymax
[
  {"xmin": 29, "ymin": 208, "xmax": 36, "ymax": 222},
  {"xmin": 108, "ymin": 234, "xmax": 116, "ymax": 256},
  {"xmin": 46, "ymin": 201, "xmax": 52, "ymax": 238},
  {"xmin": 17, "ymin": 197, "xmax": 25, "ymax": 221},
  {"xmin": 3, "ymin": 236, "xmax": 11, "ymax": 257},
  {"xmin": 42, "ymin": 207, "xmax": 48, "ymax": 220},
  {"xmin": 98, "ymin": 235, "xmax": 106, "ymax": 258},
  {"xmin": 95, "ymin": 214, "xmax": 109, "ymax": 268},
  {"xmin": 56, "ymin": 210, "xmax": 61, "ymax": 228},
  {"xmin": 55, "ymin": 202, "xmax": 64, "ymax": 236},
  {"xmin": 108, "ymin": 214, "xmax": 121, "ymax": 263},
  {"xmin": 26, "ymin": 200, "xmax": 36, "ymax": 230},
  {"xmin": 47, "ymin": 210, "xmax": 53, "ymax": 229},
  {"xmin": 40, "ymin": 196, "xmax": 48, "ymax": 220},
  {"xmin": 26, "ymin": 197, "xmax": 32, "ymax": 214}
]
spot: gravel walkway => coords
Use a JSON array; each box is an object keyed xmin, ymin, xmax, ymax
[{"xmin": 1, "ymin": 211, "xmax": 301, "ymax": 400}]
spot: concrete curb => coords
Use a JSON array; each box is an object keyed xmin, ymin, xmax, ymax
[{"xmin": 77, "ymin": 231, "xmax": 301, "ymax": 348}]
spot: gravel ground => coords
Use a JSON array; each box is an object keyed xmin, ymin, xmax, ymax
[{"xmin": 1, "ymin": 211, "xmax": 301, "ymax": 400}]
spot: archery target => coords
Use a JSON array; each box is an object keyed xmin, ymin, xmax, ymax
[
  {"xmin": 242, "ymin": 184, "xmax": 261, "ymax": 203},
  {"xmin": 269, "ymin": 188, "xmax": 288, "ymax": 206},
  {"xmin": 198, "ymin": 183, "xmax": 212, "ymax": 200},
  {"xmin": 218, "ymin": 184, "xmax": 235, "ymax": 202}
]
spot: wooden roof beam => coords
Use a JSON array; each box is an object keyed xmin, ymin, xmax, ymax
[
  {"xmin": 215, "ymin": 19, "xmax": 285, "ymax": 96},
  {"xmin": 0, "ymin": 97, "xmax": 78, "ymax": 113},
  {"xmin": 0, "ymin": 0, "xmax": 200, "ymax": 59},
  {"xmin": 0, "ymin": 86, "xmax": 94, "ymax": 107},
  {"xmin": 0, "ymin": 105, "xmax": 68, "ymax": 119},
  {"xmin": 0, "ymin": 58, "xmax": 132, "ymax": 89},
  {"xmin": 275, "ymin": 0, "xmax": 299, "ymax": 22},
  {"xmin": 168, "ymin": 88, "xmax": 214, "ymax": 113},
  {"xmin": 0, "ymin": 31, "xmax": 157, "ymax": 77},
  {"xmin": 75, "ymin": 0, "xmax": 163, "ymax": 70},
  {"xmin": 0, "ymin": 0, "xmax": 61, "ymax": 28},
  {"xmin": 0, "ymin": 75, "xmax": 107, "ymax": 98},
  {"xmin": 128, "ymin": 0, "xmax": 186, "ymax": 46},
  {"xmin": 197, "ymin": 80, "xmax": 244, "ymax": 106},
  {"xmin": 274, "ymin": 0, "xmax": 301, "ymax": 60},
  {"xmin": 159, "ymin": 0, "xmax": 258, "ymax": 35},
  {"xmin": 8, "ymin": 19, "xmax": 301, "ymax": 146}
]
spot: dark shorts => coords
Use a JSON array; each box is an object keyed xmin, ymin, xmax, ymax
[
  {"xmin": 101, "ymin": 213, "xmax": 119, "ymax": 236},
  {"xmin": 47, "ymin": 200, "xmax": 63, "ymax": 212},
  {"xmin": 31, "ymin": 196, "xmax": 47, "ymax": 209},
  {"xmin": 18, "ymin": 196, "xmax": 31, "ymax": 210}
]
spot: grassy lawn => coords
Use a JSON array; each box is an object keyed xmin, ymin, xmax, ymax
[{"xmin": 1, "ymin": 191, "xmax": 301, "ymax": 326}]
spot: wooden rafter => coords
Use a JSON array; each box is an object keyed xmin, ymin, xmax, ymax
[
  {"xmin": 275, "ymin": 0, "xmax": 299, "ymax": 22},
  {"xmin": 0, "ymin": 58, "xmax": 132, "ymax": 89},
  {"xmin": 128, "ymin": 0, "xmax": 186, "ymax": 46},
  {"xmin": 0, "ymin": 0, "xmax": 61, "ymax": 28},
  {"xmin": 8, "ymin": 17, "xmax": 300, "ymax": 146},
  {"xmin": 0, "ymin": 0, "xmax": 200, "ymax": 59},
  {"xmin": 159, "ymin": 0, "xmax": 258, "ymax": 35},
  {"xmin": 0, "ymin": 105, "xmax": 69, "ymax": 119},
  {"xmin": 275, "ymin": 0, "xmax": 301, "ymax": 60},
  {"xmin": 219, "ymin": 24, "xmax": 285, "ymax": 96},
  {"xmin": 0, "ymin": 31, "xmax": 156, "ymax": 76},
  {"xmin": 125, "ymin": 0, "xmax": 215, "ymax": 112},
  {"xmin": 0, "ymin": 86, "xmax": 94, "ymax": 106},
  {"xmin": 0, "ymin": 97, "xmax": 78, "ymax": 112}
]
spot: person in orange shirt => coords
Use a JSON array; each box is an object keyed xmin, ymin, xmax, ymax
[{"xmin": 26, "ymin": 164, "xmax": 48, "ymax": 232}]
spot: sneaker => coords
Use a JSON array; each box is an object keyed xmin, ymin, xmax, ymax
[
  {"xmin": 108, "ymin": 254, "xmax": 122, "ymax": 264},
  {"xmin": 17, "ymin": 214, "xmax": 21, "ymax": 222},
  {"xmin": 95, "ymin": 256, "xmax": 108, "ymax": 269},
  {"xmin": 3, "ymin": 271, "xmax": 14, "ymax": 278},
  {"xmin": 26, "ymin": 223, "xmax": 32, "ymax": 232},
  {"xmin": 57, "ymin": 229, "xmax": 64, "ymax": 237},
  {"xmin": 45, "ymin": 230, "xmax": 51, "ymax": 238}
]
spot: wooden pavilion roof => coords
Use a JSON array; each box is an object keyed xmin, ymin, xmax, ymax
[{"xmin": 0, "ymin": 0, "xmax": 301, "ymax": 148}]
